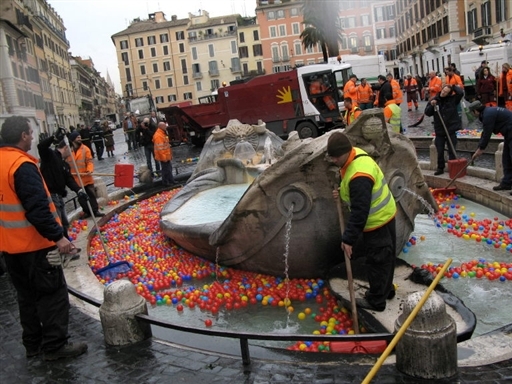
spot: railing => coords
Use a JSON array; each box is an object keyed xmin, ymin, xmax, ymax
[{"xmin": 66, "ymin": 285, "xmax": 393, "ymax": 366}]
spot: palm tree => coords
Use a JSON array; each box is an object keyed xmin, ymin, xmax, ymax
[{"xmin": 300, "ymin": 0, "xmax": 342, "ymax": 62}]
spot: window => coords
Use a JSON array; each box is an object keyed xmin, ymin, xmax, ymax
[
  {"xmin": 181, "ymin": 59, "xmax": 187, "ymax": 74},
  {"xmin": 125, "ymin": 68, "xmax": 131, "ymax": 82},
  {"xmin": 292, "ymin": 23, "xmax": 300, "ymax": 35},
  {"xmin": 167, "ymin": 94, "xmax": 177, "ymax": 102},
  {"xmin": 179, "ymin": 43, "xmax": 184, "ymax": 53},
  {"xmin": 281, "ymin": 45, "xmax": 289, "ymax": 61},
  {"xmin": 183, "ymin": 75, "xmax": 189, "ymax": 85},
  {"xmin": 496, "ymin": 0, "xmax": 506, "ymax": 22},
  {"xmin": 239, "ymin": 32, "xmax": 245, "ymax": 43},
  {"xmin": 163, "ymin": 61, "xmax": 171, "ymax": 71},
  {"xmin": 121, "ymin": 52, "xmax": 129, "ymax": 65},
  {"xmin": 147, "ymin": 36, "xmax": 156, "ymax": 45},
  {"xmin": 160, "ymin": 33, "xmax": 169, "ymax": 43},
  {"xmin": 151, "ymin": 47, "xmax": 156, "ymax": 57},
  {"xmin": 192, "ymin": 63, "xmax": 201, "ymax": 75},
  {"xmin": 208, "ymin": 44, "xmax": 215, "ymax": 57},
  {"xmin": 153, "ymin": 63, "xmax": 159, "ymax": 73},
  {"xmin": 268, "ymin": 11, "xmax": 275, "ymax": 20},
  {"xmin": 140, "ymin": 65, "xmax": 146, "ymax": 75},
  {"xmin": 155, "ymin": 79, "xmax": 161, "ymax": 89},
  {"xmin": 253, "ymin": 30, "xmax": 259, "ymax": 41},
  {"xmin": 231, "ymin": 57, "xmax": 240, "ymax": 72},
  {"xmin": 363, "ymin": 35, "xmax": 372, "ymax": 47},
  {"xmin": 239, "ymin": 46, "xmax": 249, "ymax": 58},
  {"xmin": 253, "ymin": 44, "xmax": 263, "ymax": 56},
  {"xmin": 270, "ymin": 26, "xmax": 277, "ymax": 38},
  {"xmin": 167, "ymin": 77, "xmax": 173, "ymax": 87},
  {"xmin": 294, "ymin": 42, "xmax": 302, "ymax": 55},
  {"xmin": 291, "ymin": 8, "xmax": 298, "ymax": 16},
  {"xmin": 481, "ymin": 1, "xmax": 491, "ymax": 26},
  {"xmin": 163, "ymin": 46, "xmax": 169, "ymax": 55},
  {"xmin": 196, "ymin": 81, "xmax": 202, "ymax": 91},
  {"xmin": 142, "ymin": 81, "xmax": 148, "ymax": 91},
  {"xmin": 231, "ymin": 40, "xmax": 237, "ymax": 54},
  {"xmin": 138, "ymin": 49, "xmax": 144, "ymax": 59},
  {"xmin": 120, "ymin": 40, "xmax": 128, "ymax": 49},
  {"xmin": 279, "ymin": 25, "xmax": 286, "ymax": 36},
  {"xmin": 272, "ymin": 45, "xmax": 279, "ymax": 61},
  {"xmin": 361, "ymin": 14, "xmax": 370, "ymax": 26},
  {"xmin": 211, "ymin": 79, "xmax": 220, "ymax": 90},
  {"xmin": 277, "ymin": 10, "xmax": 284, "ymax": 18},
  {"xmin": 467, "ymin": 9, "xmax": 477, "ymax": 33},
  {"xmin": 349, "ymin": 36, "xmax": 357, "ymax": 48},
  {"xmin": 155, "ymin": 96, "xmax": 164, "ymax": 103},
  {"xmin": 376, "ymin": 28, "xmax": 386, "ymax": 39},
  {"xmin": 183, "ymin": 92, "xmax": 192, "ymax": 100},
  {"xmin": 192, "ymin": 47, "xmax": 198, "ymax": 60},
  {"xmin": 176, "ymin": 31, "xmax": 185, "ymax": 40},
  {"xmin": 208, "ymin": 61, "xmax": 218, "ymax": 75},
  {"xmin": 135, "ymin": 38, "xmax": 144, "ymax": 47}
]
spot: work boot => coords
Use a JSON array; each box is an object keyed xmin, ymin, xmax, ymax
[
  {"xmin": 493, "ymin": 184, "xmax": 512, "ymax": 191},
  {"xmin": 26, "ymin": 345, "xmax": 42, "ymax": 358},
  {"xmin": 44, "ymin": 342, "xmax": 88, "ymax": 361},
  {"xmin": 434, "ymin": 169, "xmax": 444, "ymax": 175},
  {"xmin": 355, "ymin": 298, "xmax": 385, "ymax": 312}
]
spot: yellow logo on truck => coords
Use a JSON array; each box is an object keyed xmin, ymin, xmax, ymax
[{"xmin": 276, "ymin": 86, "xmax": 293, "ymax": 104}]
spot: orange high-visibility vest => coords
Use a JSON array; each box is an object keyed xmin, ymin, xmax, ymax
[
  {"xmin": 428, "ymin": 76, "xmax": 442, "ymax": 99},
  {"xmin": 67, "ymin": 144, "xmax": 94, "ymax": 186},
  {"xmin": 153, "ymin": 128, "xmax": 172, "ymax": 162},
  {"xmin": 357, "ymin": 84, "xmax": 373, "ymax": 103},
  {"xmin": 390, "ymin": 79, "xmax": 403, "ymax": 104},
  {"xmin": 446, "ymin": 74, "xmax": 464, "ymax": 89},
  {"xmin": 0, "ymin": 147, "xmax": 61, "ymax": 253},
  {"xmin": 343, "ymin": 80, "xmax": 359, "ymax": 106}
]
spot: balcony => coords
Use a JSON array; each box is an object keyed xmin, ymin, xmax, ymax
[
  {"xmin": 472, "ymin": 26, "xmax": 492, "ymax": 45},
  {"xmin": 426, "ymin": 39, "xmax": 439, "ymax": 51},
  {"xmin": 192, "ymin": 72, "xmax": 203, "ymax": 79},
  {"xmin": 208, "ymin": 69, "xmax": 219, "ymax": 76},
  {"xmin": 272, "ymin": 56, "xmax": 281, "ymax": 63},
  {"xmin": 350, "ymin": 47, "xmax": 358, "ymax": 53},
  {"xmin": 230, "ymin": 67, "xmax": 242, "ymax": 74}
]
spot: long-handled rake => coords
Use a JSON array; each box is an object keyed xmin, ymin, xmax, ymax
[{"xmin": 64, "ymin": 136, "xmax": 131, "ymax": 279}]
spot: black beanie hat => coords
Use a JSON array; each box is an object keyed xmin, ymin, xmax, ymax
[
  {"xmin": 327, "ymin": 132, "xmax": 352, "ymax": 157},
  {"xmin": 68, "ymin": 131, "xmax": 80, "ymax": 142}
]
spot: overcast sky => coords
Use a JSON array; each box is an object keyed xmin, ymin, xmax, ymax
[{"xmin": 48, "ymin": 0, "xmax": 256, "ymax": 93}]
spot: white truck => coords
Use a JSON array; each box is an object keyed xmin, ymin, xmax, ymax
[
  {"xmin": 459, "ymin": 42, "xmax": 512, "ymax": 100},
  {"xmin": 330, "ymin": 54, "xmax": 386, "ymax": 85}
]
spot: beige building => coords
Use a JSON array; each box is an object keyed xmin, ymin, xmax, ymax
[
  {"xmin": 237, "ymin": 16, "xmax": 265, "ymax": 77},
  {"xmin": 111, "ymin": 11, "xmax": 195, "ymax": 109},
  {"xmin": 187, "ymin": 11, "xmax": 240, "ymax": 100}
]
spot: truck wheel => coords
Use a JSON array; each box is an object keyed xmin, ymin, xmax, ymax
[{"xmin": 296, "ymin": 122, "xmax": 318, "ymax": 139}]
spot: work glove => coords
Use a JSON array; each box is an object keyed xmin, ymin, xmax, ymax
[
  {"xmin": 54, "ymin": 127, "xmax": 66, "ymax": 143},
  {"xmin": 46, "ymin": 249, "xmax": 63, "ymax": 267},
  {"xmin": 77, "ymin": 190, "xmax": 88, "ymax": 201}
]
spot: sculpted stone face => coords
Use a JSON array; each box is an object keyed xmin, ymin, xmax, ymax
[{"xmin": 160, "ymin": 113, "xmax": 437, "ymax": 278}]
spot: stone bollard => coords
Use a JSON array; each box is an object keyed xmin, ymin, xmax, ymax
[
  {"xmin": 99, "ymin": 280, "xmax": 152, "ymax": 346},
  {"xmin": 495, "ymin": 142, "xmax": 504, "ymax": 183},
  {"xmin": 395, "ymin": 290, "xmax": 457, "ymax": 379},
  {"xmin": 429, "ymin": 138, "xmax": 438, "ymax": 170}
]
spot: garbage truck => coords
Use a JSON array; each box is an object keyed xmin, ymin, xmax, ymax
[
  {"xmin": 159, "ymin": 62, "xmax": 353, "ymax": 146},
  {"xmin": 459, "ymin": 42, "xmax": 512, "ymax": 100}
]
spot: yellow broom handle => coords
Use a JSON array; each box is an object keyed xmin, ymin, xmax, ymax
[{"xmin": 362, "ymin": 258, "xmax": 453, "ymax": 384}]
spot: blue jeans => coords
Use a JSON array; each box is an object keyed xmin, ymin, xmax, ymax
[
  {"xmin": 359, "ymin": 102, "xmax": 374, "ymax": 110},
  {"xmin": 144, "ymin": 144, "xmax": 160, "ymax": 173}
]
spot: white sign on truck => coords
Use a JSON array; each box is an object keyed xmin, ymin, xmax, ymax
[{"xmin": 330, "ymin": 55, "xmax": 386, "ymax": 85}]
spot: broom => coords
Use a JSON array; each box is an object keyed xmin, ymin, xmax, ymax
[{"xmin": 64, "ymin": 136, "xmax": 131, "ymax": 279}]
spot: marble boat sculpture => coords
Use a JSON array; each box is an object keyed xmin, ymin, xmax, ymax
[{"xmin": 160, "ymin": 110, "xmax": 438, "ymax": 278}]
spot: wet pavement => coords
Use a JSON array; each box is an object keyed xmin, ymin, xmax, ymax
[{"xmin": 1, "ymin": 104, "xmax": 511, "ymax": 383}]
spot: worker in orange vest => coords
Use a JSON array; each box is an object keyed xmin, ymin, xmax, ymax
[
  {"xmin": 309, "ymin": 75, "xmax": 337, "ymax": 111},
  {"xmin": 66, "ymin": 131, "xmax": 104, "ymax": 218},
  {"xmin": 342, "ymin": 97, "xmax": 362, "ymax": 126},
  {"xmin": 424, "ymin": 71, "xmax": 443, "ymax": 100},
  {"xmin": 404, "ymin": 74, "xmax": 419, "ymax": 111},
  {"xmin": 153, "ymin": 122, "xmax": 174, "ymax": 186},
  {"xmin": 444, "ymin": 66, "xmax": 464, "ymax": 89},
  {"xmin": 386, "ymin": 73, "xmax": 403, "ymax": 105},
  {"xmin": 356, "ymin": 78, "xmax": 374, "ymax": 110},
  {"xmin": 0, "ymin": 116, "xmax": 88, "ymax": 361},
  {"xmin": 343, "ymin": 74, "xmax": 359, "ymax": 107},
  {"xmin": 498, "ymin": 63, "xmax": 512, "ymax": 111}
]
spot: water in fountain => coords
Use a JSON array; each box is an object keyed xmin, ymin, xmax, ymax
[{"xmin": 283, "ymin": 203, "xmax": 294, "ymax": 326}]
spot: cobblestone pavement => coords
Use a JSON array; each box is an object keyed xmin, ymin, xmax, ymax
[{"xmin": 2, "ymin": 104, "xmax": 511, "ymax": 383}]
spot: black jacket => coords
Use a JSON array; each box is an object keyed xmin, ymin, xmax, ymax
[
  {"xmin": 424, "ymin": 86, "xmax": 464, "ymax": 136},
  {"xmin": 136, "ymin": 123, "xmax": 157, "ymax": 147},
  {"xmin": 377, "ymin": 81, "xmax": 392, "ymax": 108},
  {"xmin": 37, "ymin": 136, "xmax": 80, "ymax": 197},
  {"xmin": 90, "ymin": 124, "xmax": 104, "ymax": 143}
]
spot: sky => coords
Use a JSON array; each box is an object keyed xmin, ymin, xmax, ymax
[{"xmin": 48, "ymin": 0, "xmax": 257, "ymax": 93}]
